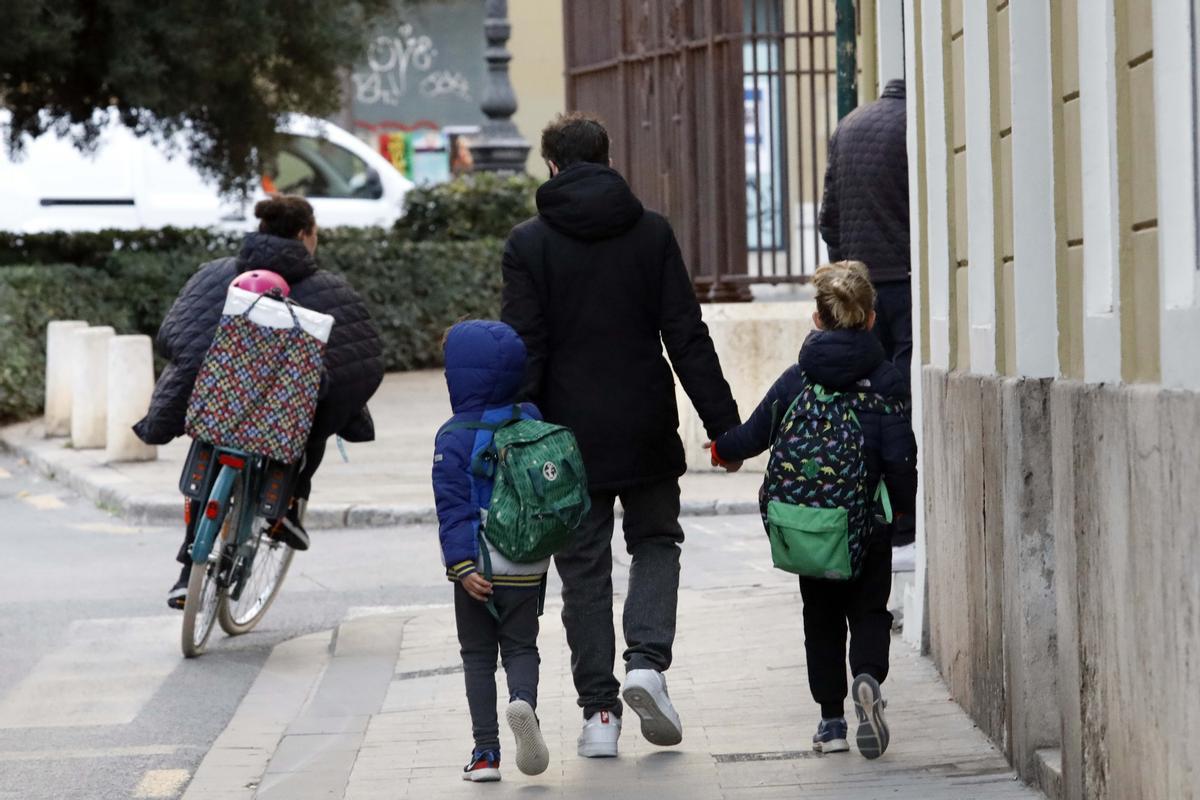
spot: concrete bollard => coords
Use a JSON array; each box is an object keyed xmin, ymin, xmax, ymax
[
  {"xmin": 70, "ymin": 326, "xmax": 115, "ymax": 449},
  {"xmin": 44, "ymin": 320, "xmax": 89, "ymax": 436},
  {"xmin": 105, "ymin": 335, "xmax": 157, "ymax": 463}
]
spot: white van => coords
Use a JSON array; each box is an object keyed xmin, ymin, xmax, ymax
[{"xmin": 0, "ymin": 112, "xmax": 414, "ymax": 233}]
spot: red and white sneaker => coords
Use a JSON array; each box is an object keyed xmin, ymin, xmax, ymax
[
  {"xmin": 577, "ymin": 709, "xmax": 621, "ymax": 758},
  {"xmin": 462, "ymin": 749, "xmax": 501, "ymax": 782}
]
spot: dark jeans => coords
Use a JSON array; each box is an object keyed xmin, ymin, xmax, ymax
[
  {"xmin": 455, "ymin": 583, "xmax": 541, "ymax": 753},
  {"xmin": 175, "ymin": 437, "xmax": 326, "ymax": 566},
  {"xmin": 873, "ymin": 279, "xmax": 913, "ymax": 392},
  {"xmin": 798, "ymin": 534, "xmax": 893, "ymax": 719},
  {"xmin": 555, "ymin": 478, "xmax": 685, "ymax": 718}
]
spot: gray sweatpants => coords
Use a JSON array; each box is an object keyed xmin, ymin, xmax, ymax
[
  {"xmin": 455, "ymin": 583, "xmax": 541, "ymax": 753},
  {"xmin": 554, "ymin": 478, "xmax": 685, "ymax": 718}
]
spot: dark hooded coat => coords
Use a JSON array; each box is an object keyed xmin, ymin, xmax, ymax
[
  {"xmin": 133, "ymin": 232, "xmax": 384, "ymax": 447},
  {"xmin": 714, "ymin": 328, "xmax": 918, "ymax": 522},
  {"xmin": 500, "ymin": 163, "xmax": 740, "ymax": 491}
]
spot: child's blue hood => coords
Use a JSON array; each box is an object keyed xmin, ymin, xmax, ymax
[{"xmin": 443, "ymin": 320, "xmax": 527, "ymax": 413}]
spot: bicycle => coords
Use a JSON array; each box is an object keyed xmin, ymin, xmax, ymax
[{"xmin": 180, "ymin": 442, "xmax": 296, "ymax": 658}]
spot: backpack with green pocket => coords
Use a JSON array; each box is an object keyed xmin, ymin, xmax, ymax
[
  {"xmin": 444, "ymin": 406, "xmax": 591, "ymax": 566},
  {"xmin": 760, "ymin": 378, "xmax": 895, "ymax": 580}
]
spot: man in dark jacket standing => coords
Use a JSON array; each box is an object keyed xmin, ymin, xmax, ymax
[
  {"xmin": 819, "ymin": 79, "xmax": 910, "ymax": 390},
  {"xmin": 501, "ymin": 113, "xmax": 740, "ymax": 758}
]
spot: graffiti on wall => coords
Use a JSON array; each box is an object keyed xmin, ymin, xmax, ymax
[{"xmin": 353, "ymin": 23, "xmax": 472, "ymax": 106}]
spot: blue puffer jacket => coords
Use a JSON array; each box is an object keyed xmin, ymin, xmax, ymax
[
  {"xmin": 432, "ymin": 320, "xmax": 547, "ymax": 587},
  {"xmin": 714, "ymin": 328, "xmax": 918, "ymax": 524}
]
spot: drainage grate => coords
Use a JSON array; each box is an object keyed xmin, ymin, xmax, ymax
[
  {"xmin": 712, "ymin": 750, "xmax": 822, "ymax": 763},
  {"xmin": 394, "ymin": 665, "xmax": 464, "ymax": 681}
]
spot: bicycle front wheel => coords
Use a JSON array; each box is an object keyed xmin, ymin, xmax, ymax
[
  {"xmin": 181, "ymin": 554, "xmax": 223, "ymax": 658},
  {"xmin": 218, "ymin": 525, "xmax": 294, "ymax": 636}
]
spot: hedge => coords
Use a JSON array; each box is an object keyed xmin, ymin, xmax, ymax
[
  {"xmin": 0, "ymin": 233, "xmax": 504, "ymax": 422},
  {"xmin": 393, "ymin": 171, "xmax": 538, "ymax": 241}
]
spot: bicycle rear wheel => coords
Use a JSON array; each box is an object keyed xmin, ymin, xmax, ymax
[
  {"xmin": 218, "ymin": 523, "xmax": 294, "ymax": 636},
  {"xmin": 181, "ymin": 551, "xmax": 223, "ymax": 658}
]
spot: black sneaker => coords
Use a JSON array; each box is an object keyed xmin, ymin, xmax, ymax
[
  {"xmin": 167, "ymin": 563, "xmax": 190, "ymax": 610},
  {"xmin": 269, "ymin": 505, "xmax": 310, "ymax": 551}
]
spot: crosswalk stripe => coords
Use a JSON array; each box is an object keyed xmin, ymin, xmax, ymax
[
  {"xmin": 133, "ymin": 769, "xmax": 191, "ymax": 798},
  {"xmin": 0, "ymin": 616, "xmax": 179, "ymax": 729}
]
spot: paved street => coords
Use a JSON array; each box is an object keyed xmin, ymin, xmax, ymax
[{"xmin": 0, "ymin": 452, "xmax": 1042, "ymax": 799}]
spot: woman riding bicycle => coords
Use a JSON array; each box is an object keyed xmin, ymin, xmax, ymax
[{"xmin": 134, "ymin": 195, "xmax": 384, "ymax": 609}]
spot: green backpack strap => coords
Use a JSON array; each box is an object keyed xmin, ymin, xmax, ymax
[
  {"xmin": 476, "ymin": 530, "xmax": 501, "ymax": 621},
  {"xmin": 874, "ymin": 480, "xmax": 894, "ymax": 524}
]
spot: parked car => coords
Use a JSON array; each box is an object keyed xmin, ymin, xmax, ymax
[{"xmin": 0, "ymin": 112, "xmax": 413, "ymax": 232}]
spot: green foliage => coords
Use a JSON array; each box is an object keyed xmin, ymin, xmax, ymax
[
  {"xmin": 394, "ymin": 172, "xmax": 539, "ymax": 241},
  {"xmin": 0, "ymin": 0, "xmax": 395, "ymax": 194},
  {"xmin": 0, "ymin": 229, "xmax": 503, "ymax": 422}
]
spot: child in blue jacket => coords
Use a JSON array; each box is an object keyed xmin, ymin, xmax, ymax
[
  {"xmin": 709, "ymin": 262, "xmax": 917, "ymax": 760},
  {"xmin": 433, "ymin": 320, "xmax": 550, "ymax": 782}
]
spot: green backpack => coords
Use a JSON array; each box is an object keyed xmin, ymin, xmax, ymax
[{"xmin": 445, "ymin": 406, "xmax": 591, "ymax": 565}]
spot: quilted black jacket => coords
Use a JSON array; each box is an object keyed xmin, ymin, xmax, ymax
[
  {"xmin": 133, "ymin": 233, "xmax": 384, "ymax": 447},
  {"xmin": 818, "ymin": 80, "xmax": 910, "ymax": 283}
]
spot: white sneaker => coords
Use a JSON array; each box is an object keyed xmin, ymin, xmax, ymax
[
  {"xmin": 577, "ymin": 709, "xmax": 621, "ymax": 758},
  {"xmin": 506, "ymin": 700, "xmax": 549, "ymax": 775},
  {"xmin": 622, "ymin": 669, "xmax": 683, "ymax": 747},
  {"xmin": 892, "ymin": 543, "xmax": 916, "ymax": 573}
]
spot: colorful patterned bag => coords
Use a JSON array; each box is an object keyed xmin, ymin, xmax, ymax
[{"xmin": 185, "ymin": 290, "xmax": 332, "ymax": 464}]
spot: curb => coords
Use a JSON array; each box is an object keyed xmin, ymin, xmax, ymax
[{"xmin": 1, "ymin": 430, "xmax": 760, "ymax": 529}]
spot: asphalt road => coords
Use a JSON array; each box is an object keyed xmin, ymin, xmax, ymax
[{"xmin": 0, "ymin": 452, "xmax": 780, "ymax": 800}]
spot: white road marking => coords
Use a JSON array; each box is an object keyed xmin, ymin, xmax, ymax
[
  {"xmin": 18, "ymin": 492, "xmax": 65, "ymax": 510},
  {"xmin": 0, "ymin": 616, "xmax": 180, "ymax": 729},
  {"xmin": 0, "ymin": 745, "xmax": 182, "ymax": 762},
  {"xmin": 68, "ymin": 522, "xmax": 147, "ymax": 535},
  {"xmin": 345, "ymin": 603, "xmax": 450, "ymax": 620},
  {"xmin": 133, "ymin": 768, "xmax": 191, "ymax": 798}
]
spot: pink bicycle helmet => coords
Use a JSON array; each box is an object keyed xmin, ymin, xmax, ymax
[{"xmin": 231, "ymin": 270, "xmax": 290, "ymax": 296}]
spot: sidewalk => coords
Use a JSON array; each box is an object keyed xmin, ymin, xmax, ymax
[
  {"xmin": 0, "ymin": 370, "xmax": 762, "ymax": 528},
  {"xmin": 184, "ymin": 587, "xmax": 1044, "ymax": 800}
]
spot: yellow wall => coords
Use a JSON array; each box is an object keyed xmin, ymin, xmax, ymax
[
  {"xmin": 1053, "ymin": 0, "xmax": 1085, "ymax": 379},
  {"xmin": 508, "ymin": 0, "xmax": 567, "ymax": 176}
]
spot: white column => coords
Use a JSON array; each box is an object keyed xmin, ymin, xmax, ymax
[
  {"xmin": 877, "ymin": 0, "xmax": 906, "ymax": 86},
  {"xmin": 1009, "ymin": 0, "xmax": 1059, "ymax": 378},
  {"xmin": 921, "ymin": 0, "xmax": 952, "ymax": 369},
  {"xmin": 44, "ymin": 320, "xmax": 88, "ymax": 436},
  {"xmin": 104, "ymin": 335, "xmax": 157, "ymax": 463},
  {"xmin": 70, "ymin": 326, "xmax": 115, "ymax": 449},
  {"xmin": 902, "ymin": 0, "xmax": 926, "ymax": 649},
  {"xmin": 1154, "ymin": 0, "xmax": 1200, "ymax": 389},
  {"xmin": 1078, "ymin": 0, "xmax": 1122, "ymax": 383},
  {"xmin": 963, "ymin": 0, "xmax": 998, "ymax": 375}
]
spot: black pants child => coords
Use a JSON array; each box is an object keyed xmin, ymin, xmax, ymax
[
  {"xmin": 798, "ymin": 533, "xmax": 893, "ymax": 719},
  {"xmin": 455, "ymin": 582, "xmax": 541, "ymax": 754}
]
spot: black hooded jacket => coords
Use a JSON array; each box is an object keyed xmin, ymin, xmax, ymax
[
  {"xmin": 713, "ymin": 328, "xmax": 917, "ymax": 519},
  {"xmin": 818, "ymin": 80, "xmax": 910, "ymax": 283},
  {"xmin": 133, "ymin": 233, "xmax": 384, "ymax": 447},
  {"xmin": 501, "ymin": 162, "xmax": 740, "ymax": 491}
]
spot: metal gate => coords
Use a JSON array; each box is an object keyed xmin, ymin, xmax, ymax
[{"xmin": 563, "ymin": 0, "xmax": 840, "ymax": 299}]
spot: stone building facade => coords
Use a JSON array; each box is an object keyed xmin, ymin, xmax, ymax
[{"xmin": 902, "ymin": 1, "xmax": 1200, "ymax": 798}]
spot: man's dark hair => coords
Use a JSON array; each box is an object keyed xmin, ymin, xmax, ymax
[
  {"xmin": 540, "ymin": 112, "xmax": 610, "ymax": 169},
  {"xmin": 255, "ymin": 194, "xmax": 315, "ymax": 238}
]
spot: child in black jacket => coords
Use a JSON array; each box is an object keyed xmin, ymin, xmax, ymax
[{"xmin": 709, "ymin": 261, "xmax": 917, "ymax": 759}]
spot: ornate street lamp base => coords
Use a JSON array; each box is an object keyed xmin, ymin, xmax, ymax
[{"xmin": 470, "ymin": 136, "xmax": 531, "ymax": 173}]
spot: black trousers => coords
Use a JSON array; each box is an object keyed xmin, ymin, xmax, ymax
[
  {"xmin": 175, "ymin": 437, "xmax": 326, "ymax": 566},
  {"xmin": 554, "ymin": 478, "xmax": 685, "ymax": 718},
  {"xmin": 455, "ymin": 583, "xmax": 541, "ymax": 753},
  {"xmin": 798, "ymin": 534, "xmax": 893, "ymax": 719},
  {"xmin": 872, "ymin": 279, "xmax": 913, "ymax": 392}
]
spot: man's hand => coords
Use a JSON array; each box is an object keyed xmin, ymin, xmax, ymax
[
  {"xmin": 702, "ymin": 441, "xmax": 743, "ymax": 473},
  {"xmin": 461, "ymin": 573, "xmax": 494, "ymax": 602}
]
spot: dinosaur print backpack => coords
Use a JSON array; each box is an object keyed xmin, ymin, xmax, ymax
[{"xmin": 760, "ymin": 378, "xmax": 895, "ymax": 580}]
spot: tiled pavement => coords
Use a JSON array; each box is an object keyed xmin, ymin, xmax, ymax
[{"xmin": 185, "ymin": 585, "xmax": 1044, "ymax": 800}]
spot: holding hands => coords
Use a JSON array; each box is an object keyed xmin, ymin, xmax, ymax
[{"xmin": 702, "ymin": 441, "xmax": 743, "ymax": 473}]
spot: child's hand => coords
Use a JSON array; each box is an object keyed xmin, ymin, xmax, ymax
[
  {"xmin": 462, "ymin": 573, "xmax": 494, "ymax": 602},
  {"xmin": 702, "ymin": 441, "xmax": 743, "ymax": 473}
]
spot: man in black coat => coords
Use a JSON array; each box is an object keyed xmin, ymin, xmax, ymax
[
  {"xmin": 819, "ymin": 80, "xmax": 916, "ymax": 557},
  {"xmin": 136, "ymin": 196, "xmax": 384, "ymax": 607},
  {"xmin": 501, "ymin": 113, "xmax": 740, "ymax": 757},
  {"xmin": 819, "ymin": 79, "xmax": 911, "ymax": 390}
]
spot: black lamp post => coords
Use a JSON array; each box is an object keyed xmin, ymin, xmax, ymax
[{"xmin": 470, "ymin": 0, "xmax": 531, "ymax": 172}]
